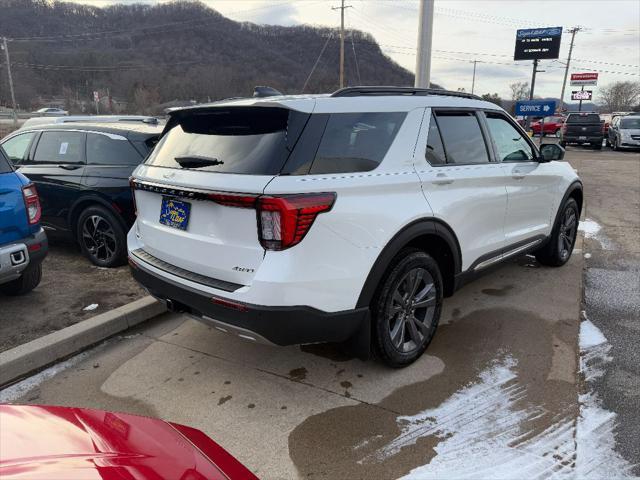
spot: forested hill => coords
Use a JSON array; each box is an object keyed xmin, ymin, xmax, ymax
[{"xmin": 0, "ymin": 0, "xmax": 415, "ymax": 111}]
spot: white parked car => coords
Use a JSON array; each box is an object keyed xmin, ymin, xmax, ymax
[
  {"xmin": 32, "ymin": 107, "xmax": 69, "ymax": 117},
  {"xmin": 128, "ymin": 86, "xmax": 583, "ymax": 367}
]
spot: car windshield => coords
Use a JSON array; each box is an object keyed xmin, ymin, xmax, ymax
[{"xmin": 620, "ymin": 117, "xmax": 640, "ymax": 129}]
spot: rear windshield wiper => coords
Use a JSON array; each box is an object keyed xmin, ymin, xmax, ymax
[{"xmin": 174, "ymin": 155, "xmax": 224, "ymax": 168}]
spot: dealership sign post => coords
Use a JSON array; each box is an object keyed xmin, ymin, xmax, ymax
[
  {"xmin": 570, "ymin": 73, "xmax": 598, "ymax": 111},
  {"xmin": 514, "ymin": 27, "xmax": 562, "ymax": 129}
]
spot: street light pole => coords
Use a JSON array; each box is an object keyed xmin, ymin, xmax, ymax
[
  {"xmin": 2, "ymin": 37, "xmax": 18, "ymax": 126},
  {"xmin": 414, "ymin": 0, "xmax": 435, "ymax": 88},
  {"xmin": 471, "ymin": 59, "xmax": 477, "ymax": 94},
  {"xmin": 559, "ymin": 26, "xmax": 581, "ymax": 112}
]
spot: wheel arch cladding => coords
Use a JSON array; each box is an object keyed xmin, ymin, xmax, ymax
[
  {"xmin": 567, "ymin": 182, "xmax": 583, "ymax": 216},
  {"xmin": 68, "ymin": 196, "xmax": 127, "ymax": 240},
  {"xmin": 356, "ymin": 218, "xmax": 462, "ymax": 308}
]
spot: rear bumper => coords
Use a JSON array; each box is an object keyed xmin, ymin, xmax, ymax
[
  {"xmin": 129, "ymin": 255, "xmax": 368, "ymax": 346},
  {"xmin": 563, "ymin": 135, "xmax": 603, "ymax": 143},
  {"xmin": 0, "ymin": 228, "xmax": 48, "ymax": 284}
]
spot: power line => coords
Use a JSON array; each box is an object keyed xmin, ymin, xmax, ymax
[{"xmin": 301, "ymin": 32, "xmax": 334, "ymax": 93}]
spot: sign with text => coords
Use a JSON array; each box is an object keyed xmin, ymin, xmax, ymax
[
  {"xmin": 515, "ymin": 100, "xmax": 557, "ymax": 117},
  {"xmin": 570, "ymin": 72, "xmax": 598, "ymax": 86},
  {"xmin": 571, "ymin": 90, "xmax": 593, "ymax": 101},
  {"xmin": 514, "ymin": 27, "xmax": 562, "ymax": 60}
]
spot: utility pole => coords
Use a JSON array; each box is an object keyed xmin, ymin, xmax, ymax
[
  {"xmin": 2, "ymin": 37, "xmax": 18, "ymax": 126},
  {"xmin": 415, "ymin": 0, "xmax": 435, "ymax": 88},
  {"xmin": 332, "ymin": 0, "xmax": 352, "ymax": 89},
  {"xmin": 471, "ymin": 60, "xmax": 477, "ymax": 94},
  {"xmin": 559, "ymin": 26, "xmax": 581, "ymax": 112}
]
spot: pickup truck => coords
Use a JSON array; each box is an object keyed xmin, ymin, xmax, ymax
[
  {"xmin": 0, "ymin": 148, "xmax": 48, "ymax": 295},
  {"xmin": 560, "ymin": 112, "xmax": 604, "ymax": 149}
]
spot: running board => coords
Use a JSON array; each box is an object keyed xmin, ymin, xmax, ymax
[{"xmin": 473, "ymin": 239, "xmax": 543, "ymax": 272}]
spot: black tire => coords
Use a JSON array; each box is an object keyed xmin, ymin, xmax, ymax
[
  {"xmin": 593, "ymin": 142, "xmax": 603, "ymax": 150},
  {"xmin": 535, "ymin": 198, "xmax": 579, "ymax": 267},
  {"xmin": 0, "ymin": 263, "xmax": 42, "ymax": 296},
  {"xmin": 559, "ymin": 141, "xmax": 567, "ymax": 148},
  {"xmin": 76, "ymin": 205, "xmax": 127, "ymax": 267},
  {"xmin": 372, "ymin": 249, "xmax": 443, "ymax": 367},
  {"xmin": 605, "ymin": 137, "xmax": 611, "ymax": 147},
  {"xmin": 612, "ymin": 137, "xmax": 618, "ymax": 151}
]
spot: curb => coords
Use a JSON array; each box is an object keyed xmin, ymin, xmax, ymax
[{"xmin": 0, "ymin": 296, "xmax": 166, "ymax": 387}]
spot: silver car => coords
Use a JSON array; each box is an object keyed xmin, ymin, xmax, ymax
[{"xmin": 608, "ymin": 115, "xmax": 640, "ymax": 150}]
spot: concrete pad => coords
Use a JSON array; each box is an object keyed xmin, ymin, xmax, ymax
[{"xmin": 0, "ymin": 296, "xmax": 165, "ymax": 386}]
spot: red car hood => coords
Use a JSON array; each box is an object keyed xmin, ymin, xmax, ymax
[{"xmin": 0, "ymin": 404, "xmax": 258, "ymax": 480}]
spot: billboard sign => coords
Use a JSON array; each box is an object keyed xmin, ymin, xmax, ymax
[
  {"xmin": 515, "ymin": 100, "xmax": 557, "ymax": 117},
  {"xmin": 570, "ymin": 72, "xmax": 598, "ymax": 86},
  {"xmin": 571, "ymin": 90, "xmax": 593, "ymax": 101},
  {"xmin": 514, "ymin": 27, "xmax": 562, "ymax": 60}
]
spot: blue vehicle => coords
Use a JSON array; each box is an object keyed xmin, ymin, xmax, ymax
[{"xmin": 0, "ymin": 148, "xmax": 48, "ymax": 295}]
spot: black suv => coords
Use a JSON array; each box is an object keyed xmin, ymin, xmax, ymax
[{"xmin": 1, "ymin": 123, "xmax": 161, "ymax": 267}]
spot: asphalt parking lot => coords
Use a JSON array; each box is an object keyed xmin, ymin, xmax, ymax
[{"xmin": 1, "ymin": 145, "xmax": 638, "ymax": 479}]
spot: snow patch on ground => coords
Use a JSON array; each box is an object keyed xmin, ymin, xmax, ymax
[
  {"xmin": 356, "ymin": 320, "xmax": 637, "ymax": 479},
  {"xmin": 576, "ymin": 318, "xmax": 637, "ymax": 478},
  {"xmin": 578, "ymin": 219, "xmax": 613, "ymax": 249},
  {"xmin": 83, "ymin": 303, "xmax": 99, "ymax": 311}
]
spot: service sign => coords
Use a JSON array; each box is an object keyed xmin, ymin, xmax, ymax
[
  {"xmin": 514, "ymin": 27, "xmax": 562, "ymax": 61},
  {"xmin": 570, "ymin": 72, "xmax": 598, "ymax": 86},
  {"xmin": 515, "ymin": 100, "xmax": 557, "ymax": 117},
  {"xmin": 571, "ymin": 90, "xmax": 593, "ymax": 101}
]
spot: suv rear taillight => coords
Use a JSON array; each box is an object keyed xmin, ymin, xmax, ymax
[
  {"xmin": 257, "ymin": 193, "xmax": 336, "ymax": 251},
  {"xmin": 22, "ymin": 184, "xmax": 41, "ymax": 225}
]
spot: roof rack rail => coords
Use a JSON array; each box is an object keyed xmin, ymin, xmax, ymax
[{"xmin": 331, "ymin": 86, "xmax": 482, "ymax": 100}]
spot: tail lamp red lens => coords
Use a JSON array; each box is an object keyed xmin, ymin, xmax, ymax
[
  {"xmin": 22, "ymin": 184, "xmax": 41, "ymax": 225},
  {"xmin": 207, "ymin": 191, "xmax": 336, "ymax": 251},
  {"xmin": 257, "ymin": 193, "xmax": 336, "ymax": 251}
]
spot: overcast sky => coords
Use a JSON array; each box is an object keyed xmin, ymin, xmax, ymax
[{"xmin": 68, "ymin": 0, "xmax": 639, "ymax": 101}]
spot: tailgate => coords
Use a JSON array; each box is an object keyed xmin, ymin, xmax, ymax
[{"xmin": 131, "ymin": 106, "xmax": 311, "ymax": 287}]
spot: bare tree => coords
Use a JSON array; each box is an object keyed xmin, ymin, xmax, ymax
[
  {"xmin": 481, "ymin": 93, "xmax": 503, "ymax": 107},
  {"xmin": 598, "ymin": 81, "xmax": 640, "ymax": 113},
  {"xmin": 509, "ymin": 81, "xmax": 530, "ymax": 102}
]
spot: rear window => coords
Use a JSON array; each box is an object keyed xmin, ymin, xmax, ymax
[
  {"xmin": 566, "ymin": 114, "xmax": 601, "ymax": 124},
  {"xmin": 435, "ymin": 111, "xmax": 490, "ymax": 164},
  {"xmin": 620, "ymin": 117, "xmax": 640, "ymax": 129},
  {"xmin": 86, "ymin": 133, "xmax": 142, "ymax": 165},
  {"xmin": 33, "ymin": 131, "xmax": 85, "ymax": 164},
  {"xmin": 146, "ymin": 107, "xmax": 308, "ymax": 175},
  {"xmin": 0, "ymin": 150, "xmax": 13, "ymax": 173}
]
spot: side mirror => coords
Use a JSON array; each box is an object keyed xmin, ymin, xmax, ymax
[{"xmin": 540, "ymin": 143, "xmax": 565, "ymax": 162}]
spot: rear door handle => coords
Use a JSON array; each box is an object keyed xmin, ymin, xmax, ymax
[
  {"xmin": 432, "ymin": 173, "xmax": 454, "ymax": 185},
  {"xmin": 57, "ymin": 164, "xmax": 82, "ymax": 171},
  {"xmin": 512, "ymin": 169, "xmax": 526, "ymax": 180}
]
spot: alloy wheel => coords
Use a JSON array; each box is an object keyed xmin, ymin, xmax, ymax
[
  {"xmin": 558, "ymin": 206, "xmax": 577, "ymax": 260},
  {"xmin": 387, "ymin": 267, "xmax": 437, "ymax": 353},
  {"xmin": 82, "ymin": 215, "xmax": 118, "ymax": 263}
]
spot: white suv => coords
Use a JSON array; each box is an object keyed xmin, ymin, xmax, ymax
[{"xmin": 128, "ymin": 87, "xmax": 582, "ymax": 367}]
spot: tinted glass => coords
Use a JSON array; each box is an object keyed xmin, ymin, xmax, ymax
[
  {"xmin": 309, "ymin": 112, "xmax": 406, "ymax": 174},
  {"xmin": 2, "ymin": 132, "xmax": 36, "ymax": 163},
  {"xmin": 620, "ymin": 117, "xmax": 640, "ymax": 129},
  {"xmin": 435, "ymin": 112, "xmax": 489, "ymax": 164},
  {"xmin": 425, "ymin": 113, "xmax": 447, "ymax": 165},
  {"xmin": 33, "ymin": 131, "xmax": 85, "ymax": 164},
  {"xmin": 86, "ymin": 133, "xmax": 142, "ymax": 165},
  {"xmin": 147, "ymin": 108, "xmax": 306, "ymax": 175},
  {"xmin": 0, "ymin": 150, "xmax": 12, "ymax": 173},
  {"xmin": 486, "ymin": 114, "xmax": 534, "ymax": 162},
  {"xmin": 566, "ymin": 114, "xmax": 600, "ymax": 123}
]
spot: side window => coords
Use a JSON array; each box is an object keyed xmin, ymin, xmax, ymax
[
  {"xmin": 425, "ymin": 113, "xmax": 447, "ymax": 165},
  {"xmin": 1, "ymin": 132, "xmax": 37, "ymax": 164},
  {"xmin": 86, "ymin": 133, "xmax": 142, "ymax": 166},
  {"xmin": 309, "ymin": 112, "xmax": 407, "ymax": 174},
  {"xmin": 33, "ymin": 131, "xmax": 85, "ymax": 164},
  {"xmin": 434, "ymin": 112, "xmax": 490, "ymax": 164},
  {"xmin": 485, "ymin": 113, "xmax": 535, "ymax": 162}
]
